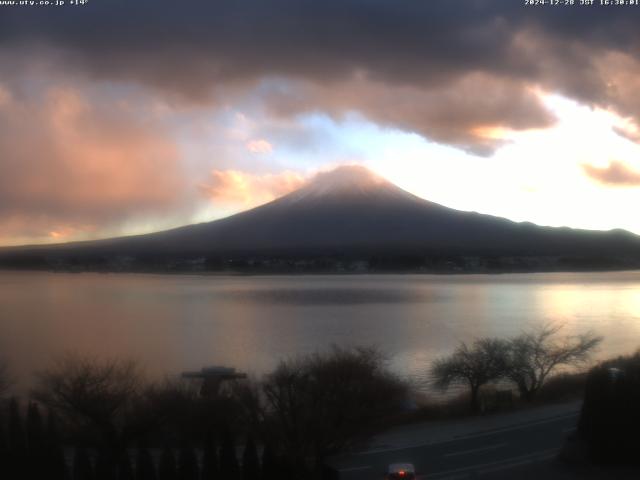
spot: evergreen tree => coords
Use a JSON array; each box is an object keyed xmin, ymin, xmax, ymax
[
  {"xmin": 136, "ymin": 447, "xmax": 157, "ymax": 480},
  {"xmin": 219, "ymin": 429, "xmax": 239, "ymax": 480},
  {"xmin": 0, "ymin": 411, "xmax": 11, "ymax": 478},
  {"xmin": 241, "ymin": 436, "xmax": 260, "ymax": 480},
  {"xmin": 201, "ymin": 434, "xmax": 219, "ymax": 480},
  {"xmin": 178, "ymin": 445, "xmax": 199, "ymax": 480},
  {"xmin": 74, "ymin": 447, "xmax": 95, "ymax": 480},
  {"xmin": 49, "ymin": 445, "xmax": 69, "ymax": 480},
  {"xmin": 9, "ymin": 398, "xmax": 26, "ymax": 449},
  {"xmin": 45, "ymin": 409, "xmax": 60, "ymax": 446},
  {"xmin": 27, "ymin": 402, "xmax": 46, "ymax": 480},
  {"xmin": 46, "ymin": 410, "xmax": 68, "ymax": 480},
  {"xmin": 26, "ymin": 402, "xmax": 45, "ymax": 449},
  {"xmin": 95, "ymin": 449, "xmax": 116, "ymax": 480},
  {"xmin": 8, "ymin": 398, "xmax": 27, "ymax": 478},
  {"xmin": 260, "ymin": 444, "xmax": 278, "ymax": 480},
  {"xmin": 276, "ymin": 455, "xmax": 294, "ymax": 480},
  {"xmin": 118, "ymin": 452, "xmax": 135, "ymax": 480},
  {"xmin": 158, "ymin": 446, "xmax": 177, "ymax": 480}
]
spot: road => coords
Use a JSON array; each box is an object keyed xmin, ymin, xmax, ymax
[{"xmin": 331, "ymin": 410, "xmax": 579, "ymax": 479}]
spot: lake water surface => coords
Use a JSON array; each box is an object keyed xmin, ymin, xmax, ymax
[{"xmin": 1, "ymin": 271, "xmax": 640, "ymax": 392}]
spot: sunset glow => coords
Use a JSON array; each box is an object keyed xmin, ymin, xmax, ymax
[{"xmin": 1, "ymin": 3, "xmax": 640, "ymax": 245}]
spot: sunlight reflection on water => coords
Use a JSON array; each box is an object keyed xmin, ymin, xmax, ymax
[{"xmin": 1, "ymin": 271, "xmax": 639, "ymax": 397}]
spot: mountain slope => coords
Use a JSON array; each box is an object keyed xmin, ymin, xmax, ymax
[{"xmin": 2, "ymin": 165, "xmax": 640, "ymax": 271}]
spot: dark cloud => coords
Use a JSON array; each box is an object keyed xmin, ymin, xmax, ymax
[
  {"xmin": 2, "ymin": 0, "xmax": 640, "ymax": 243},
  {"xmin": 583, "ymin": 161, "xmax": 640, "ymax": 187},
  {"xmin": 5, "ymin": 1, "xmax": 640, "ymax": 152},
  {"xmin": 260, "ymin": 72, "xmax": 553, "ymax": 155}
]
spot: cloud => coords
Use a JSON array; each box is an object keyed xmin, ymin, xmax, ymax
[
  {"xmin": 199, "ymin": 170, "xmax": 305, "ymax": 207},
  {"xmin": 261, "ymin": 72, "xmax": 553, "ymax": 155},
  {"xmin": 48, "ymin": 225, "xmax": 98, "ymax": 241},
  {"xmin": 5, "ymin": 0, "xmax": 630, "ymax": 153},
  {"xmin": 583, "ymin": 161, "xmax": 640, "ymax": 186},
  {"xmin": 246, "ymin": 139, "xmax": 273, "ymax": 154},
  {"xmin": 5, "ymin": 2, "xmax": 640, "ymax": 155},
  {"xmin": 0, "ymin": 79, "xmax": 189, "ymax": 244},
  {"xmin": 0, "ymin": 83, "xmax": 10, "ymax": 106}
]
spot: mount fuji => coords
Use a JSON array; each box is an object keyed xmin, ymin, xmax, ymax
[{"xmin": 2, "ymin": 165, "xmax": 640, "ymax": 272}]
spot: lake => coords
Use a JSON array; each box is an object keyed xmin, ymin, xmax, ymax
[{"xmin": 1, "ymin": 270, "xmax": 640, "ymax": 393}]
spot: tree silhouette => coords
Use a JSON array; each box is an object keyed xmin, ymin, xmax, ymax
[
  {"xmin": 95, "ymin": 448, "xmax": 116, "ymax": 480},
  {"xmin": 27, "ymin": 402, "xmax": 45, "ymax": 447},
  {"xmin": 158, "ymin": 446, "xmax": 178, "ymax": 480},
  {"xmin": 262, "ymin": 346, "xmax": 407, "ymax": 469},
  {"xmin": 178, "ymin": 445, "xmax": 199, "ymax": 480},
  {"xmin": 505, "ymin": 325, "xmax": 602, "ymax": 401},
  {"xmin": 45, "ymin": 410, "xmax": 68, "ymax": 480},
  {"xmin": 201, "ymin": 433, "xmax": 219, "ymax": 480},
  {"xmin": 118, "ymin": 452, "xmax": 135, "ymax": 480},
  {"xmin": 276, "ymin": 454, "xmax": 294, "ymax": 480},
  {"xmin": 260, "ymin": 444, "xmax": 278, "ymax": 480},
  {"xmin": 0, "ymin": 415, "xmax": 9, "ymax": 477},
  {"xmin": 34, "ymin": 355, "xmax": 141, "ymax": 461},
  {"xmin": 578, "ymin": 352, "xmax": 640, "ymax": 464},
  {"xmin": 74, "ymin": 447, "xmax": 95, "ymax": 480},
  {"xmin": 241, "ymin": 436, "xmax": 260, "ymax": 480},
  {"xmin": 219, "ymin": 428, "xmax": 239, "ymax": 479},
  {"xmin": 136, "ymin": 447, "xmax": 157, "ymax": 480},
  {"xmin": 26, "ymin": 402, "xmax": 46, "ymax": 480},
  {"xmin": 8, "ymin": 398, "xmax": 27, "ymax": 478},
  {"xmin": 432, "ymin": 338, "xmax": 508, "ymax": 412}
]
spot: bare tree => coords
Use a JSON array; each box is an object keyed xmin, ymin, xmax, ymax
[
  {"xmin": 505, "ymin": 325, "xmax": 602, "ymax": 402},
  {"xmin": 431, "ymin": 338, "xmax": 508, "ymax": 412},
  {"xmin": 261, "ymin": 346, "xmax": 408, "ymax": 474},
  {"xmin": 32, "ymin": 354, "xmax": 142, "ymax": 457}
]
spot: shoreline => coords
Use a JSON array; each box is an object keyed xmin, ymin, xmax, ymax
[{"xmin": 2, "ymin": 266, "xmax": 640, "ymax": 276}]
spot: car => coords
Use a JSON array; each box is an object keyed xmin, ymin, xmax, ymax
[{"xmin": 386, "ymin": 463, "xmax": 416, "ymax": 480}]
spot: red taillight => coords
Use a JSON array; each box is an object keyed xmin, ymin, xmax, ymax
[{"xmin": 399, "ymin": 472, "xmax": 405, "ymax": 477}]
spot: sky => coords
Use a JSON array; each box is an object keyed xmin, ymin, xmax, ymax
[{"xmin": 2, "ymin": 0, "xmax": 640, "ymax": 245}]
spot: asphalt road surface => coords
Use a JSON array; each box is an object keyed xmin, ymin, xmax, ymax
[{"xmin": 331, "ymin": 411, "xmax": 579, "ymax": 480}]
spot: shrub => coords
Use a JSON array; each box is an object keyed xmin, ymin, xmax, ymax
[{"xmin": 578, "ymin": 352, "xmax": 640, "ymax": 465}]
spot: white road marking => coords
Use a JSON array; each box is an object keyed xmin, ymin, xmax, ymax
[{"xmin": 443, "ymin": 442, "xmax": 507, "ymax": 457}]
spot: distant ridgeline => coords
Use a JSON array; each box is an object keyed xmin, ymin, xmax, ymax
[{"xmin": 2, "ymin": 166, "xmax": 640, "ymax": 273}]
